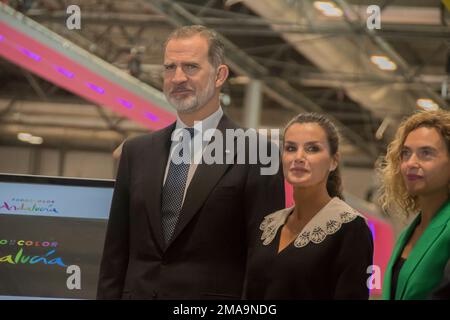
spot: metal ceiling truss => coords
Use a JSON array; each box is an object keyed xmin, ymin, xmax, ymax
[
  {"xmin": 333, "ymin": 0, "xmax": 448, "ymax": 110},
  {"xmin": 27, "ymin": 9, "xmax": 450, "ymax": 40}
]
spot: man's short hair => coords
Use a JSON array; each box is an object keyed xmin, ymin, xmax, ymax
[{"xmin": 164, "ymin": 25, "xmax": 225, "ymax": 68}]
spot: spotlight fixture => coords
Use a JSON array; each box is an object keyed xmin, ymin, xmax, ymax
[
  {"xmin": 17, "ymin": 132, "xmax": 44, "ymax": 145},
  {"xmin": 370, "ymin": 55, "xmax": 397, "ymax": 71},
  {"xmin": 416, "ymin": 98, "xmax": 439, "ymax": 111},
  {"xmin": 313, "ymin": 1, "xmax": 343, "ymax": 17}
]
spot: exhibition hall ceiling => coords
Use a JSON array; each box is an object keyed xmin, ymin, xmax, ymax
[{"xmin": 0, "ymin": 0, "xmax": 448, "ymax": 166}]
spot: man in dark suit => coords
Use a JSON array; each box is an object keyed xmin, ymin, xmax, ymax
[{"xmin": 97, "ymin": 25, "xmax": 285, "ymax": 299}]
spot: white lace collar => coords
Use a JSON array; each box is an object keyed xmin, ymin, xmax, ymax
[{"xmin": 260, "ymin": 197, "xmax": 367, "ymax": 248}]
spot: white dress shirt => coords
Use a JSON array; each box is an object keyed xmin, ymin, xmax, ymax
[{"xmin": 163, "ymin": 106, "xmax": 224, "ymax": 204}]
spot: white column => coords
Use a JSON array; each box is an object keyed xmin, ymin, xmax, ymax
[{"xmin": 243, "ymin": 79, "xmax": 262, "ymax": 128}]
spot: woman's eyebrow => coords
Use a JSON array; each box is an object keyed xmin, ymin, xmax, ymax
[
  {"xmin": 304, "ymin": 140, "xmax": 323, "ymax": 145},
  {"xmin": 418, "ymin": 146, "xmax": 437, "ymax": 151},
  {"xmin": 284, "ymin": 140, "xmax": 323, "ymax": 145},
  {"xmin": 402, "ymin": 144, "xmax": 436, "ymax": 150}
]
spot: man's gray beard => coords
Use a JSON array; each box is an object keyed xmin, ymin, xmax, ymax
[
  {"xmin": 166, "ymin": 75, "xmax": 216, "ymax": 114},
  {"xmin": 168, "ymin": 94, "xmax": 201, "ymax": 114}
]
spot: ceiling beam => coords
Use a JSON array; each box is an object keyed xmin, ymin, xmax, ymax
[{"xmin": 27, "ymin": 11, "xmax": 450, "ymax": 40}]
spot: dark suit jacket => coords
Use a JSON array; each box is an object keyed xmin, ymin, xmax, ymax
[{"xmin": 97, "ymin": 114, "xmax": 285, "ymax": 299}]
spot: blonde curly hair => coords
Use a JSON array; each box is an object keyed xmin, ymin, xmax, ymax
[{"xmin": 378, "ymin": 109, "xmax": 450, "ymax": 217}]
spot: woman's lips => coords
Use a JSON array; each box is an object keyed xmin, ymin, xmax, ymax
[
  {"xmin": 290, "ymin": 167, "xmax": 309, "ymax": 174},
  {"xmin": 406, "ymin": 174, "xmax": 423, "ymax": 181}
]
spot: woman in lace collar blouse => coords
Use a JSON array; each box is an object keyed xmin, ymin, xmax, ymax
[{"xmin": 243, "ymin": 113, "xmax": 374, "ymax": 300}]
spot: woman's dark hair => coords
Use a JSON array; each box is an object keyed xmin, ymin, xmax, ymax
[{"xmin": 283, "ymin": 112, "xmax": 344, "ymax": 200}]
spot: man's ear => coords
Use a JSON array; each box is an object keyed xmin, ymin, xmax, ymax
[{"xmin": 215, "ymin": 64, "xmax": 229, "ymax": 87}]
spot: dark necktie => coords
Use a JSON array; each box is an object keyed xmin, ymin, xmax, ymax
[{"xmin": 161, "ymin": 127, "xmax": 195, "ymax": 245}]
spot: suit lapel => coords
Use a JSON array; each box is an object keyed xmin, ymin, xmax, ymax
[
  {"xmin": 396, "ymin": 200, "xmax": 450, "ymax": 299},
  {"xmin": 167, "ymin": 115, "xmax": 238, "ymax": 248},
  {"xmin": 383, "ymin": 217, "xmax": 418, "ymax": 299},
  {"xmin": 144, "ymin": 122, "xmax": 175, "ymax": 252},
  {"xmin": 389, "ymin": 216, "xmax": 419, "ymax": 300}
]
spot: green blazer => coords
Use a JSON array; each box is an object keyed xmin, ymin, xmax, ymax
[{"xmin": 382, "ymin": 200, "xmax": 450, "ymax": 300}]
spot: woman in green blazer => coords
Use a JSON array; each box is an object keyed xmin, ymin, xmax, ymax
[{"xmin": 379, "ymin": 109, "xmax": 450, "ymax": 300}]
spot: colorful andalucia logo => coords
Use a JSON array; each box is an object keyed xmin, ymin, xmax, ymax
[
  {"xmin": 0, "ymin": 239, "xmax": 67, "ymax": 268},
  {"xmin": 0, "ymin": 197, "xmax": 59, "ymax": 215}
]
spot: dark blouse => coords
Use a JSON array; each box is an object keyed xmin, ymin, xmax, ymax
[
  {"xmin": 243, "ymin": 216, "xmax": 374, "ymax": 300},
  {"xmin": 390, "ymin": 257, "xmax": 406, "ymax": 299}
]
